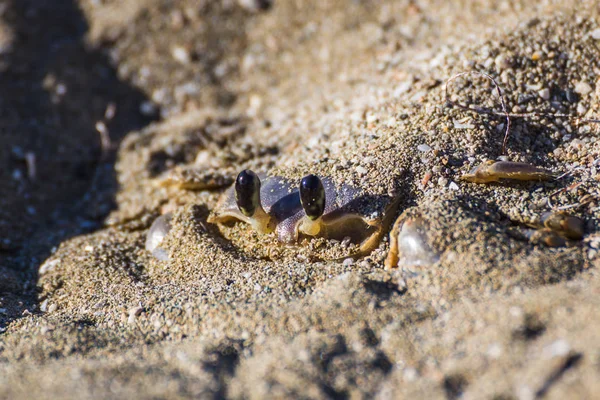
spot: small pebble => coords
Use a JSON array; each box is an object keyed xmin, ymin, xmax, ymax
[
  {"xmin": 591, "ymin": 28, "xmax": 600, "ymax": 40},
  {"xmin": 453, "ymin": 120, "xmax": 475, "ymax": 129},
  {"xmin": 487, "ymin": 343, "xmax": 503, "ymax": 359},
  {"xmin": 574, "ymin": 81, "xmax": 592, "ymax": 96},
  {"xmin": 39, "ymin": 259, "xmax": 59, "ymax": 275},
  {"xmin": 403, "ymin": 367, "xmax": 418, "ymax": 382},
  {"xmin": 171, "ymin": 46, "xmax": 191, "ymax": 64},
  {"xmin": 355, "ymin": 166, "xmax": 368, "ymax": 176},
  {"xmin": 342, "ymin": 258, "xmax": 354, "ymax": 266},
  {"xmin": 140, "ymin": 101, "xmax": 158, "ymax": 116},
  {"xmin": 127, "ymin": 306, "xmax": 144, "ymax": 325},
  {"xmin": 543, "ymin": 339, "xmax": 571, "ymax": 359},
  {"xmin": 538, "ymin": 88, "xmax": 550, "ymax": 100},
  {"xmin": 494, "ymin": 54, "xmax": 512, "ymax": 70},
  {"xmin": 417, "ymin": 144, "xmax": 432, "ymax": 152}
]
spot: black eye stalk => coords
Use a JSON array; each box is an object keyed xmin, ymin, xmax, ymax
[
  {"xmin": 299, "ymin": 174, "xmax": 326, "ymax": 236},
  {"xmin": 235, "ymin": 170, "xmax": 275, "ymax": 233}
]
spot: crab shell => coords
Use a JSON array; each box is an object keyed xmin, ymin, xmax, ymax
[{"xmin": 207, "ymin": 174, "xmax": 399, "ymax": 256}]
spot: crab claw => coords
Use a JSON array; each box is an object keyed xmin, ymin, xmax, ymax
[
  {"xmin": 234, "ymin": 170, "xmax": 275, "ymax": 234},
  {"xmin": 298, "ymin": 174, "xmax": 326, "ymax": 236}
]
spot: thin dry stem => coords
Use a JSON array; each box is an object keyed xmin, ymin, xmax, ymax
[{"xmin": 445, "ymin": 71, "xmax": 600, "ymax": 155}]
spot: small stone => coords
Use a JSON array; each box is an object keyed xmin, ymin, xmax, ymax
[
  {"xmin": 591, "ymin": 28, "xmax": 600, "ymax": 40},
  {"xmin": 538, "ymin": 88, "xmax": 550, "ymax": 100},
  {"xmin": 127, "ymin": 306, "xmax": 144, "ymax": 324},
  {"xmin": 365, "ymin": 112, "xmax": 377, "ymax": 124},
  {"xmin": 39, "ymin": 259, "xmax": 59, "ymax": 275},
  {"xmin": 487, "ymin": 343, "xmax": 503, "ymax": 359},
  {"xmin": 574, "ymin": 81, "xmax": 592, "ymax": 96},
  {"xmin": 543, "ymin": 339, "xmax": 570, "ymax": 358},
  {"xmin": 171, "ymin": 46, "xmax": 191, "ymax": 64},
  {"xmin": 448, "ymin": 181, "xmax": 459, "ymax": 191},
  {"xmin": 140, "ymin": 101, "xmax": 157, "ymax": 116},
  {"xmin": 342, "ymin": 258, "xmax": 354, "ymax": 266},
  {"xmin": 494, "ymin": 54, "xmax": 512, "ymax": 70},
  {"xmin": 577, "ymin": 103, "xmax": 587, "ymax": 114},
  {"xmin": 417, "ymin": 144, "xmax": 432, "ymax": 152},
  {"xmin": 403, "ymin": 367, "xmax": 418, "ymax": 382},
  {"xmin": 453, "ymin": 120, "xmax": 475, "ymax": 129},
  {"xmin": 355, "ymin": 166, "xmax": 368, "ymax": 176},
  {"xmin": 48, "ymin": 303, "xmax": 57, "ymax": 313}
]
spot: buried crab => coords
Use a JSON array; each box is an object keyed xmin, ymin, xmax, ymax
[
  {"xmin": 147, "ymin": 169, "xmax": 400, "ymax": 261},
  {"xmin": 147, "ymin": 159, "xmax": 586, "ymax": 264}
]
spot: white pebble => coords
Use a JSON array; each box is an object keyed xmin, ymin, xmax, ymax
[
  {"xmin": 403, "ymin": 367, "xmax": 418, "ymax": 382},
  {"xmin": 543, "ymin": 339, "xmax": 571, "ymax": 359},
  {"xmin": 355, "ymin": 166, "xmax": 368, "ymax": 176},
  {"xmin": 574, "ymin": 81, "xmax": 592, "ymax": 96},
  {"xmin": 591, "ymin": 28, "xmax": 600, "ymax": 40},
  {"xmin": 127, "ymin": 306, "xmax": 144, "ymax": 324},
  {"xmin": 538, "ymin": 88, "xmax": 550, "ymax": 100},
  {"xmin": 487, "ymin": 343, "xmax": 503, "ymax": 359},
  {"xmin": 448, "ymin": 181, "xmax": 459, "ymax": 191},
  {"xmin": 417, "ymin": 144, "xmax": 432, "ymax": 152},
  {"xmin": 342, "ymin": 258, "xmax": 354, "ymax": 266},
  {"xmin": 494, "ymin": 54, "xmax": 511, "ymax": 70},
  {"xmin": 39, "ymin": 258, "xmax": 59, "ymax": 275},
  {"xmin": 171, "ymin": 46, "xmax": 191, "ymax": 64},
  {"xmin": 453, "ymin": 120, "xmax": 475, "ymax": 129}
]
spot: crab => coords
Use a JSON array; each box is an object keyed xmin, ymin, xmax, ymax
[{"xmin": 147, "ymin": 168, "xmax": 401, "ymax": 260}]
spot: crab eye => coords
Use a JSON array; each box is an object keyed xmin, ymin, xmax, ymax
[
  {"xmin": 300, "ymin": 174, "xmax": 325, "ymax": 220},
  {"xmin": 235, "ymin": 169, "xmax": 261, "ymax": 217}
]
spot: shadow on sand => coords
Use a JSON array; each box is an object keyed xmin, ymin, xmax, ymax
[{"xmin": 0, "ymin": 0, "xmax": 153, "ymax": 329}]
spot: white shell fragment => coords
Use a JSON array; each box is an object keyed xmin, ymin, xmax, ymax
[
  {"xmin": 396, "ymin": 219, "xmax": 439, "ymax": 266},
  {"xmin": 145, "ymin": 213, "xmax": 173, "ymax": 261},
  {"xmin": 385, "ymin": 216, "xmax": 440, "ymax": 269}
]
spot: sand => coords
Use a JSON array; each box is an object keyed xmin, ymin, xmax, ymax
[{"xmin": 1, "ymin": 0, "xmax": 599, "ymax": 398}]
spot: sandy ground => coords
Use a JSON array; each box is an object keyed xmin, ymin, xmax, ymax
[{"xmin": 1, "ymin": 0, "xmax": 600, "ymax": 398}]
